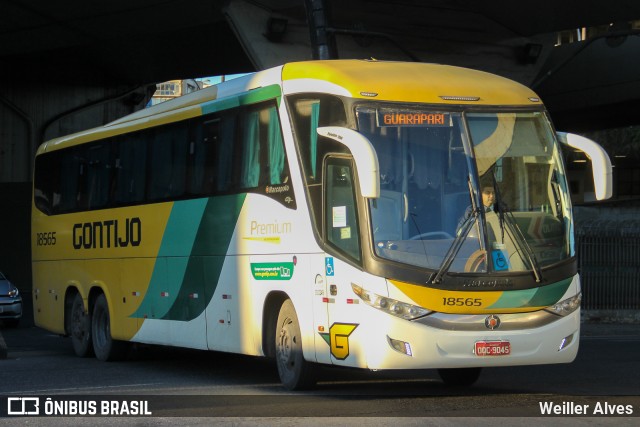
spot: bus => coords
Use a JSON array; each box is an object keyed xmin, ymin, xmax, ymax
[{"xmin": 32, "ymin": 60, "xmax": 612, "ymax": 389}]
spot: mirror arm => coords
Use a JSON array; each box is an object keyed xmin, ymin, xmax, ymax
[
  {"xmin": 557, "ymin": 132, "xmax": 613, "ymax": 200},
  {"xmin": 317, "ymin": 126, "xmax": 380, "ymax": 198}
]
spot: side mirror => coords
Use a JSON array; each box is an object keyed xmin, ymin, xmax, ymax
[
  {"xmin": 317, "ymin": 126, "xmax": 380, "ymax": 198},
  {"xmin": 557, "ymin": 132, "xmax": 613, "ymax": 200}
]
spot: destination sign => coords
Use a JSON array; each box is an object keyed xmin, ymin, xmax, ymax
[{"xmin": 377, "ymin": 110, "xmax": 451, "ymax": 127}]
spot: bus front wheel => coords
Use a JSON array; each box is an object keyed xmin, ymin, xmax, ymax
[
  {"xmin": 437, "ymin": 367, "xmax": 482, "ymax": 386},
  {"xmin": 70, "ymin": 293, "xmax": 93, "ymax": 357},
  {"xmin": 91, "ymin": 294, "xmax": 128, "ymax": 361},
  {"xmin": 275, "ymin": 299, "xmax": 317, "ymax": 390}
]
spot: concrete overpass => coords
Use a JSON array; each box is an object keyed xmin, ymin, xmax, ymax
[{"xmin": 2, "ymin": 0, "xmax": 640, "ymax": 288}]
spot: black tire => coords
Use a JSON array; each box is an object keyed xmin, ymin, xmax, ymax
[
  {"xmin": 275, "ymin": 299, "xmax": 317, "ymax": 390},
  {"xmin": 91, "ymin": 294, "xmax": 128, "ymax": 361},
  {"xmin": 70, "ymin": 293, "xmax": 93, "ymax": 357},
  {"xmin": 438, "ymin": 367, "xmax": 482, "ymax": 386}
]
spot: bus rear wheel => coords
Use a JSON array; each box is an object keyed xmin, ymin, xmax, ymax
[
  {"xmin": 91, "ymin": 294, "xmax": 128, "ymax": 361},
  {"xmin": 275, "ymin": 299, "xmax": 317, "ymax": 390},
  {"xmin": 437, "ymin": 367, "xmax": 482, "ymax": 386},
  {"xmin": 70, "ymin": 293, "xmax": 93, "ymax": 357}
]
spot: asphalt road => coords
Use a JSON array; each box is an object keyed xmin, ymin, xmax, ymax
[{"xmin": 1, "ymin": 299, "xmax": 639, "ymax": 425}]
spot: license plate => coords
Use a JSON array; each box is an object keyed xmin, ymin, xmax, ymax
[{"xmin": 475, "ymin": 341, "xmax": 510, "ymax": 356}]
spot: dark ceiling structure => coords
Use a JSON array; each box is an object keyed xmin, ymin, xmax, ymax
[
  {"xmin": 2, "ymin": 0, "xmax": 640, "ymax": 131},
  {"xmin": 0, "ymin": 0, "xmax": 253, "ymax": 84},
  {"xmin": 1, "ymin": 1, "xmax": 638, "ymax": 77}
]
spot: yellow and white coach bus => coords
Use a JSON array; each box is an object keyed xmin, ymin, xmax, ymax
[{"xmin": 32, "ymin": 60, "xmax": 612, "ymax": 389}]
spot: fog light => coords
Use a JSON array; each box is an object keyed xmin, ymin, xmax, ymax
[
  {"xmin": 558, "ymin": 333, "xmax": 574, "ymax": 351},
  {"xmin": 387, "ymin": 336, "xmax": 413, "ymax": 356}
]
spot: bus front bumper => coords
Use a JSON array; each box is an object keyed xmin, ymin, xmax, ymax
[{"xmin": 360, "ymin": 308, "xmax": 580, "ymax": 370}]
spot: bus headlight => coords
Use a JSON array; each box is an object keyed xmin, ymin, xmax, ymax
[
  {"xmin": 352, "ymin": 283, "xmax": 431, "ymax": 320},
  {"xmin": 545, "ymin": 293, "xmax": 581, "ymax": 317}
]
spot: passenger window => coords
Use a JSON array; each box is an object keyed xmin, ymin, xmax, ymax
[
  {"xmin": 189, "ymin": 117, "xmax": 219, "ymax": 195},
  {"xmin": 34, "ymin": 99, "xmax": 291, "ymax": 215},
  {"xmin": 148, "ymin": 122, "xmax": 188, "ymax": 201},
  {"xmin": 214, "ymin": 113, "xmax": 238, "ymax": 192},
  {"xmin": 288, "ymin": 95, "xmax": 348, "ymax": 239},
  {"xmin": 84, "ymin": 143, "xmax": 111, "ymax": 209},
  {"xmin": 238, "ymin": 104, "xmax": 287, "ymax": 189},
  {"xmin": 59, "ymin": 148, "xmax": 85, "ymax": 212},
  {"xmin": 240, "ymin": 110, "xmax": 261, "ymax": 188},
  {"xmin": 288, "ymin": 94, "xmax": 347, "ymax": 185},
  {"xmin": 115, "ymin": 134, "xmax": 147, "ymax": 205}
]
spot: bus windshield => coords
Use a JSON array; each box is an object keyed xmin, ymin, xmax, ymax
[{"xmin": 357, "ymin": 106, "xmax": 572, "ymax": 276}]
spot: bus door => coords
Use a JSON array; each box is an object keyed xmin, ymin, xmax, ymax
[{"xmin": 321, "ymin": 156, "xmax": 366, "ymax": 368}]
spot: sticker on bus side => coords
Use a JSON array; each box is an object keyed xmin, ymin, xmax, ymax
[
  {"xmin": 325, "ymin": 257, "xmax": 335, "ymax": 276},
  {"xmin": 251, "ymin": 262, "xmax": 294, "ymax": 280},
  {"xmin": 319, "ymin": 322, "xmax": 359, "ymax": 360},
  {"xmin": 492, "ymin": 249, "xmax": 510, "ymax": 271}
]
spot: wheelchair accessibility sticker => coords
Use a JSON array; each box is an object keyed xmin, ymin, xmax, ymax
[
  {"xmin": 492, "ymin": 249, "xmax": 510, "ymax": 271},
  {"xmin": 325, "ymin": 257, "xmax": 334, "ymax": 276}
]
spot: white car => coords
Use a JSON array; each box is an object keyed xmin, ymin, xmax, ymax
[{"xmin": 0, "ymin": 271, "xmax": 22, "ymax": 327}]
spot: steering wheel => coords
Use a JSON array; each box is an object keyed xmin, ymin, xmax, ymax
[
  {"xmin": 409, "ymin": 231, "xmax": 453, "ymax": 240},
  {"xmin": 464, "ymin": 249, "xmax": 487, "ymax": 272}
]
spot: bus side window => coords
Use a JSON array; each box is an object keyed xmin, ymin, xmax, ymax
[
  {"xmin": 188, "ymin": 110, "xmax": 237, "ymax": 194},
  {"xmin": 237, "ymin": 102, "xmax": 289, "ymax": 190},
  {"xmin": 115, "ymin": 134, "xmax": 147, "ymax": 205},
  {"xmin": 216, "ymin": 112, "xmax": 238, "ymax": 193},
  {"xmin": 288, "ymin": 95, "xmax": 348, "ymax": 240},
  {"xmin": 325, "ymin": 157, "xmax": 361, "ymax": 261},
  {"xmin": 288, "ymin": 95, "xmax": 347, "ymax": 185},
  {"xmin": 59, "ymin": 148, "xmax": 85, "ymax": 212},
  {"xmin": 148, "ymin": 122, "xmax": 189, "ymax": 201},
  {"xmin": 84, "ymin": 143, "xmax": 112, "ymax": 210},
  {"xmin": 264, "ymin": 106, "xmax": 287, "ymax": 185},
  {"xmin": 239, "ymin": 110, "xmax": 261, "ymax": 189},
  {"xmin": 34, "ymin": 151, "xmax": 60, "ymax": 215},
  {"xmin": 189, "ymin": 117, "xmax": 219, "ymax": 196}
]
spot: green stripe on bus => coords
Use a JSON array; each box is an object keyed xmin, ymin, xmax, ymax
[
  {"xmin": 163, "ymin": 193, "xmax": 246, "ymax": 321},
  {"xmin": 131, "ymin": 194, "xmax": 246, "ymax": 321},
  {"xmin": 130, "ymin": 198, "xmax": 208, "ymax": 319},
  {"xmin": 487, "ymin": 277, "xmax": 572, "ymax": 309},
  {"xmin": 526, "ymin": 277, "xmax": 573, "ymax": 307},
  {"xmin": 201, "ymin": 85, "xmax": 282, "ymax": 116}
]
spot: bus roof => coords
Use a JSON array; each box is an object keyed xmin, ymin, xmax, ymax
[
  {"xmin": 38, "ymin": 60, "xmax": 542, "ymax": 154},
  {"xmin": 282, "ymin": 60, "xmax": 542, "ymax": 106}
]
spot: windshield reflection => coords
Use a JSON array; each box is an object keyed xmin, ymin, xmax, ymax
[{"xmin": 468, "ymin": 112, "xmax": 571, "ymax": 273}]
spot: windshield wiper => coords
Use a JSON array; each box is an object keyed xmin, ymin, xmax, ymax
[
  {"xmin": 429, "ymin": 179, "xmax": 478, "ymax": 284},
  {"xmin": 502, "ymin": 209, "xmax": 542, "ymax": 282},
  {"xmin": 492, "ymin": 176, "xmax": 542, "ymax": 282}
]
